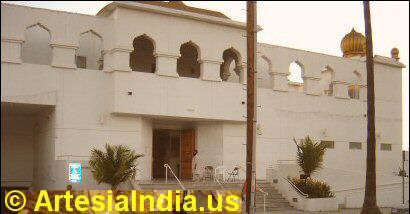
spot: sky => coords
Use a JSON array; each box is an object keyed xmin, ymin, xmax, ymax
[{"xmin": 5, "ymin": 1, "xmax": 409, "ymax": 150}]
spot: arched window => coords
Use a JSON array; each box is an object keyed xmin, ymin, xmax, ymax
[
  {"xmin": 320, "ymin": 65, "xmax": 334, "ymax": 96},
  {"xmin": 177, "ymin": 42, "xmax": 200, "ymax": 78},
  {"xmin": 220, "ymin": 48, "xmax": 242, "ymax": 83},
  {"xmin": 76, "ymin": 30, "xmax": 103, "ymax": 70},
  {"xmin": 257, "ymin": 55, "xmax": 272, "ymax": 88},
  {"xmin": 288, "ymin": 61, "xmax": 304, "ymax": 83},
  {"xmin": 348, "ymin": 71, "xmax": 361, "ymax": 99},
  {"xmin": 130, "ymin": 35, "xmax": 156, "ymax": 73},
  {"xmin": 288, "ymin": 61, "xmax": 304, "ymax": 92},
  {"xmin": 22, "ymin": 23, "xmax": 52, "ymax": 65}
]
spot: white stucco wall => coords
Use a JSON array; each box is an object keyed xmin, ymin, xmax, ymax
[
  {"xmin": 1, "ymin": 2, "xmax": 406, "ymax": 208},
  {"xmin": 196, "ymin": 122, "xmax": 224, "ymax": 173}
]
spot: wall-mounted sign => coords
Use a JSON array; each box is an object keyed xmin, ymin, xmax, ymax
[{"xmin": 69, "ymin": 163, "xmax": 82, "ymax": 183}]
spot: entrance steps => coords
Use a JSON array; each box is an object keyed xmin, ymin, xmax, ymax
[
  {"xmin": 133, "ymin": 180, "xmax": 294, "ymax": 212},
  {"xmin": 255, "ymin": 181, "xmax": 294, "ymax": 212}
]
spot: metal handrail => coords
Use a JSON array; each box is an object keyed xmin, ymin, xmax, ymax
[
  {"xmin": 282, "ymin": 176, "xmax": 309, "ymax": 198},
  {"xmin": 238, "ymin": 167, "xmax": 268, "ymax": 213},
  {"xmin": 164, "ymin": 164, "xmax": 186, "ymax": 190},
  {"xmin": 273, "ymin": 161, "xmax": 309, "ymax": 198},
  {"xmin": 255, "ymin": 183, "xmax": 268, "ymax": 213}
]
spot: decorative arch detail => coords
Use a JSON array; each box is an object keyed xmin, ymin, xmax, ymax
[
  {"xmin": 220, "ymin": 47, "xmax": 242, "ymax": 82},
  {"xmin": 130, "ymin": 34, "xmax": 157, "ymax": 73},
  {"xmin": 22, "ymin": 23, "xmax": 52, "ymax": 65},
  {"xmin": 177, "ymin": 41, "xmax": 201, "ymax": 78}
]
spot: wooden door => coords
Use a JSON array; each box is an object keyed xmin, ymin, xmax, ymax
[
  {"xmin": 152, "ymin": 130, "xmax": 169, "ymax": 179},
  {"xmin": 180, "ymin": 129, "xmax": 195, "ymax": 180}
]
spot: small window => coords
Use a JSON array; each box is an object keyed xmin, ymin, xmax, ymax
[
  {"xmin": 321, "ymin": 141, "xmax": 334, "ymax": 149},
  {"xmin": 76, "ymin": 55, "xmax": 87, "ymax": 69},
  {"xmin": 380, "ymin": 143, "xmax": 392, "ymax": 151},
  {"xmin": 349, "ymin": 142, "xmax": 362, "ymax": 150}
]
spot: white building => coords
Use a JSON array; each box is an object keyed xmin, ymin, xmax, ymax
[{"xmin": 1, "ymin": 1, "xmax": 407, "ymax": 208}]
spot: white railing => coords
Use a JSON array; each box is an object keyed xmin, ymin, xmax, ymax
[
  {"xmin": 237, "ymin": 167, "xmax": 268, "ymax": 213},
  {"xmin": 256, "ymin": 182, "xmax": 268, "ymax": 213},
  {"xmin": 282, "ymin": 175, "xmax": 309, "ymax": 198},
  {"xmin": 164, "ymin": 164, "xmax": 186, "ymax": 190}
]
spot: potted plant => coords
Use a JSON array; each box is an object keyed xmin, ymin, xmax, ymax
[
  {"xmin": 89, "ymin": 143, "xmax": 144, "ymax": 190},
  {"xmin": 293, "ymin": 136, "xmax": 326, "ymax": 180}
]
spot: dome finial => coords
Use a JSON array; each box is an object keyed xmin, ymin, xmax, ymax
[{"xmin": 391, "ymin": 47, "xmax": 400, "ymax": 61}]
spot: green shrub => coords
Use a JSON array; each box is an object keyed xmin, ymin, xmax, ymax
[
  {"xmin": 293, "ymin": 136, "xmax": 327, "ymax": 178},
  {"xmin": 89, "ymin": 143, "xmax": 144, "ymax": 190},
  {"xmin": 290, "ymin": 177, "xmax": 334, "ymax": 198}
]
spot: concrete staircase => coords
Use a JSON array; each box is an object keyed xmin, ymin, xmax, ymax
[
  {"xmin": 255, "ymin": 181, "xmax": 294, "ymax": 212},
  {"xmin": 134, "ymin": 180, "xmax": 294, "ymax": 212}
]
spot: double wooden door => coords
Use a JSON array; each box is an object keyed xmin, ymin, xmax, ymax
[
  {"xmin": 152, "ymin": 129, "xmax": 195, "ymax": 180},
  {"xmin": 180, "ymin": 129, "xmax": 195, "ymax": 180}
]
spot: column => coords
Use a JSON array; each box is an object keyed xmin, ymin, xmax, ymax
[
  {"xmin": 304, "ymin": 76, "xmax": 321, "ymax": 96},
  {"xmin": 200, "ymin": 59, "xmax": 223, "ymax": 81},
  {"xmin": 1, "ymin": 38, "xmax": 24, "ymax": 64},
  {"xmin": 103, "ymin": 47, "xmax": 133, "ymax": 72},
  {"xmin": 333, "ymin": 81, "xmax": 349, "ymax": 99},
  {"xmin": 155, "ymin": 52, "xmax": 179, "ymax": 77},
  {"xmin": 272, "ymin": 72, "xmax": 289, "ymax": 92}
]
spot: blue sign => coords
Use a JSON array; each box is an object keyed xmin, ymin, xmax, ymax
[{"xmin": 69, "ymin": 163, "xmax": 82, "ymax": 183}]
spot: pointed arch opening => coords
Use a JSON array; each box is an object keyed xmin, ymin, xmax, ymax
[
  {"xmin": 130, "ymin": 35, "xmax": 156, "ymax": 73},
  {"xmin": 177, "ymin": 41, "xmax": 200, "ymax": 78},
  {"xmin": 257, "ymin": 55, "xmax": 273, "ymax": 88},
  {"xmin": 22, "ymin": 23, "xmax": 52, "ymax": 65},
  {"xmin": 288, "ymin": 61, "xmax": 304, "ymax": 92},
  {"xmin": 348, "ymin": 71, "xmax": 361, "ymax": 99},
  {"xmin": 76, "ymin": 30, "xmax": 103, "ymax": 70},
  {"xmin": 220, "ymin": 48, "xmax": 242, "ymax": 83},
  {"xmin": 320, "ymin": 65, "xmax": 335, "ymax": 96}
]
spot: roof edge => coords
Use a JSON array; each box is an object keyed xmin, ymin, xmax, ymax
[{"xmin": 97, "ymin": 1, "xmax": 262, "ymax": 31}]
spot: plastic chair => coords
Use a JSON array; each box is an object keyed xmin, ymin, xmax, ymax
[
  {"xmin": 214, "ymin": 166, "xmax": 227, "ymax": 182},
  {"xmin": 203, "ymin": 166, "xmax": 214, "ymax": 181},
  {"xmin": 227, "ymin": 166, "xmax": 239, "ymax": 182}
]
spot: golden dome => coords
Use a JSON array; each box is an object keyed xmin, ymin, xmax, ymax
[
  {"xmin": 391, "ymin": 47, "xmax": 400, "ymax": 60},
  {"xmin": 341, "ymin": 28, "xmax": 366, "ymax": 58}
]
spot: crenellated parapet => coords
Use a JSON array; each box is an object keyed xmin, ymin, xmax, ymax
[{"xmin": 1, "ymin": 2, "xmax": 405, "ymax": 110}]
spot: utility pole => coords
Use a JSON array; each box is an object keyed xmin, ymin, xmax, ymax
[
  {"xmin": 402, "ymin": 151, "xmax": 405, "ymax": 204},
  {"xmin": 398, "ymin": 150, "xmax": 408, "ymax": 204},
  {"xmin": 361, "ymin": 2, "xmax": 382, "ymax": 214},
  {"xmin": 246, "ymin": 1, "xmax": 257, "ymax": 214}
]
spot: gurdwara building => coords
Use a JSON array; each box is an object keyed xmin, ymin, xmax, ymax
[{"xmin": 1, "ymin": 1, "xmax": 407, "ymax": 208}]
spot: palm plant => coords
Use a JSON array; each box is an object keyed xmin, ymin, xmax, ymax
[
  {"xmin": 293, "ymin": 136, "xmax": 327, "ymax": 179},
  {"xmin": 89, "ymin": 143, "xmax": 144, "ymax": 190}
]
